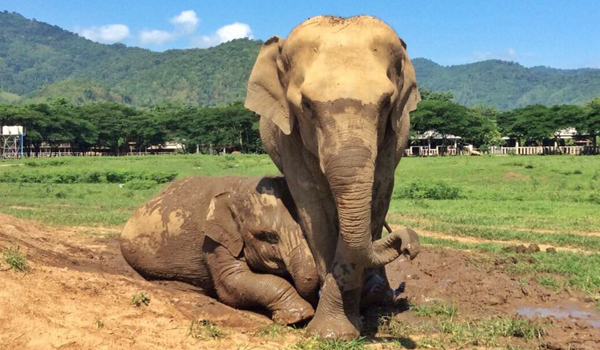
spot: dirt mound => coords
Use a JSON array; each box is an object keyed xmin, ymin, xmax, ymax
[
  {"xmin": 0, "ymin": 214, "xmax": 275, "ymax": 349},
  {"xmin": 1, "ymin": 214, "xmax": 598, "ymax": 349}
]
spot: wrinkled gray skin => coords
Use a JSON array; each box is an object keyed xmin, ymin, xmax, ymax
[
  {"xmin": 245, "ymin": 15, "xmax": 421, "ymax": 339},
  {"xmin": 120, "ymin": 176, "xmax": 319, "ymax": 324}
]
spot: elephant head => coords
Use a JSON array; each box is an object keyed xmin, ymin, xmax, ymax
[
  {"xmin": 245, "ymin": 16, "xmax": 420, "ymax": 268},
  {"xmin": 204, "ymin": 177, "xmax": 318, "ymax": 302}
]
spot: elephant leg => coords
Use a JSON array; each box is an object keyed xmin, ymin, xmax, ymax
[
  {"xmin": 306, "ymin": 243, "xmax": 364, "ymax": 340},
  {"xmin": 204, "ymin": 239, "xmax": 315, "ymax": 325}
]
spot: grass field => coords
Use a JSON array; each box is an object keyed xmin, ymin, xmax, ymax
[{"xmin": 1, "ymin": 154, "xmax": 599, "ymax": 296}]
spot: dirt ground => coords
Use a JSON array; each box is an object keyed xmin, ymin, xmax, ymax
[{"xmin": 1, "ymin": 213, "xmax": 599, "ymax": 350}]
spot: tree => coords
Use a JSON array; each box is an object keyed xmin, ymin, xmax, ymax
[
  {"xmin": 498, "ymin": 105, "xmax": 557, "ymax": 145},
  {"xmin": 582, "ymin": 98, "xmax": 600, "ymax": 148},
  {"xmin": 411, "ymin": 99, "xmax": 471, "ymax": 146},
  {"xmin": 418, "ymin": 87, "xmax": 453, "ymax": 102}
]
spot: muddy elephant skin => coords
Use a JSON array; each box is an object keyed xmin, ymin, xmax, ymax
[
  {"xmin": 120, "ymin": 176, "xmax": 318, "ymax": 324},
  {"xmin": 245, "ymin": 15, "xmax": 421, "ymax": 338}
]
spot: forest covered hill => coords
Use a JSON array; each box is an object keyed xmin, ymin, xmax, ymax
[{"xmin": 1, "ymin": 11, "xmax": 599, "ymax": 110}]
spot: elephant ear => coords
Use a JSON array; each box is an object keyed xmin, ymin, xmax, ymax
[
  {"xmin": 244, "ymin": 36, "xmax": 294, "ymax": 135},
  {"xmin": 392, "ymin": 38, "xmax": 421, "ymax": 163},
  {"xmin": 203, "ymin": 192, "xmax": 244, "ymax": 257}
]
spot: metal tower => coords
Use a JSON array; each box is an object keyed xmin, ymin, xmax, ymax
[{"xmin": 1, "ymin": 126, "xmax": 25, "ymax": 159}]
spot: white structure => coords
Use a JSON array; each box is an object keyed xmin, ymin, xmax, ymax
[
  {"xmin": 1, "ymin": 126, "xmax": 24, "ymax": 136},
  {"xmin": 1, "ymin": 125, "xmax": 25, "ymax": 159}
]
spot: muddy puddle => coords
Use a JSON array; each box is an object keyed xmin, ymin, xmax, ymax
[{"xmin": 516, "ymin": 302, "xmax": 600, "ymax": 328}]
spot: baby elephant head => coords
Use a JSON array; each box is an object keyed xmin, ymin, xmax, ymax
[{"xmin": 204, "ymin": 177, "xmax": 318, "ymax": 302}]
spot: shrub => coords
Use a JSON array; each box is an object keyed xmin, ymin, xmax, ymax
[
  {"xmin": 124, "ymin": 179, "xmax": 158, "ymax": 190},
  {"xmin": 131, "ymin": 292, "xmax": 150, "ymax": 306},
  {"xmin": 394, "ymin": 181, "xmax": 462, "ymax": 200},
  {"xmin": 2, "ymin": 247, "xmax": 29, "ymax": 271},
  {"xmin": 188, "ymin": 319, "xmax": 226, "ymax": 339},
  {"xmin": 0, "ymin": 170, "xmax": 177, "ymax": 184}
]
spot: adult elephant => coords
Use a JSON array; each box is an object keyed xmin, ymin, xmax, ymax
[{"xmin": 245, "ymin": 15, "xmax": 420, "ymax": 339}]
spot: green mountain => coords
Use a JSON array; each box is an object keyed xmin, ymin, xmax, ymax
[
  {"xmin": 1, "ymin": 11, "xmax": 599, "ymax": 110},
  {"xmin": 412, "ymin": 58, "xmax": 600, "ymax": 110},
  {"xmin": 0, "ymin": 11, "xmax": 261, "ymax": 106}
]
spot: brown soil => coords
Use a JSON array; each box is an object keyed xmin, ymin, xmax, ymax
[
  {"xmin": 1, "ymin": 214, "xmax": 598, "ymax": 349},
  {"xmin": 504, "ymin": 171, "xmax": 529, "ymax": 180}
]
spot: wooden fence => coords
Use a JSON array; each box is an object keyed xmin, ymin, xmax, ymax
[
  {"xmin": 403, "ymin": 145, "xmax": 599, "ymax": 157},
  {"xmin": 487, "ymin": 146, "xmax": 600, "ymax": 156}
]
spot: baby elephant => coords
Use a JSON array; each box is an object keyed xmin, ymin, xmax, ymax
[{"xmin": 120, "ymin": 176, "xmax": 319, "ymax": 324}]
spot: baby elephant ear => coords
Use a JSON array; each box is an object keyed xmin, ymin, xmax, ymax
[{"xmin": 204, "ymin": 192, "xmax": 244, "ymax": 257}]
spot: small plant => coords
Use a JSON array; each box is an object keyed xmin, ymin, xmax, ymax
[
  {"xmin": 256, "ymin": 323, "xmax": 289, "ymax": 339},
  {"xmin": 131, "ymin": 292, "xmax": 150, "ymax": 307},
  {"xmin": 94, "ymin": 318, "xmax": 104, "ymax": 329},
  {"xmin": 394, "ymin": 181, "xmax": 462, "ymax": 200},
  {"xmin": 2, "ymin": 247, "xmax": 29, "ymax": 272},
  {"xmin": 187, "ymin": 319, "xmax": 226, "ymax": 339}
]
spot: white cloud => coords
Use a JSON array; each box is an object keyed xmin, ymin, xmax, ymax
[
  {"xmin": 79, "ymin": 24, "xmax": 130, "ymax": 44},
  {"xmin": 507, "ymin": 47, "xmax": 517, "ymax": 58},
  {"xmin": 473, "ymin": 51, "xmax": 492, "ymax": 60},
  {"xmin": 139, "ymin": 30, "xmax": 176, "ymax": 45},
  {"xmin": 193, "ymin": 22, "xmax": 253, "ymax": 48},
  {"xmin": 472, "ymin": 48, "xmax": 520, "ymax": 61},
  {"xmin": 170, "ymin": 10, "xmax": 199, "ymax": 33}
]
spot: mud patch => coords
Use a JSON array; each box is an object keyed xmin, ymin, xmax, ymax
[
  {"xmin": 516, "ymin": 303, "xmax": 600, "ymax": 328},
  {"xmin": 504, "ymin": 171, "xmax": 529, "ymax": 180}
]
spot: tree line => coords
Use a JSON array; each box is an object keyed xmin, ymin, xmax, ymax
[
  {"xmin": 413, "ymin": 89, "xmax": 600, "ymax": 150},
  {"xmin": 0, "ymin": 91, "xmax": 599, "ymax": 156},
  {"xmin": 0, "ymin": 99, "xmax": 261, "ymax": 156}
]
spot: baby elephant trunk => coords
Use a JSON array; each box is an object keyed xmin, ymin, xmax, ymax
[{"xmin": 287, "ymin": 243, "xmax": 319, "ymax": 305}]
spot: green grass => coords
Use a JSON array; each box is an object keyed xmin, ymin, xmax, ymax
[
  {"xmin": 1, "ymin": 155, "xmax": 598, "ymax": 232},
  {"xmin": 291, "ymin": 337, "xmax": 367, "ymax": 350},
  {"xmin": 413, "ymin": 300, "xmax": 458, "ymax": 318},
  {"xmin": 378, "ymin": 310, "xmax": 545, "ymax": 349},
  {"xmin": 1, "ymin": 154, "xmax": 599, "ymax": 299},
  {"xmin": 2, "ymin": 247, "xmax": 29, "ymax": 271},
  {"xmin": 0, "ymin": 155, "xmax": 278, "ymax": 226},
  {"xmin": 257, "ymin": 323, "xmax": 293, "ymax": 339}
]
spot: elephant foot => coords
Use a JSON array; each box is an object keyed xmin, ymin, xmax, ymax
[
  {"xmin": 361, "ymin": 269, "xmax": 393, "ymax": 309},
  {"xmin": 272, "ymin": 299, "xmax": 315, "ymax": 325},
  {"xmin": 305, "ymin": 312, "xmax": 361, "ymax": 340}
]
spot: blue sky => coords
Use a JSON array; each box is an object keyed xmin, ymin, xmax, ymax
[{"xmin": 2, "ymin": 0, "xmax": 599, "ymax": 69}]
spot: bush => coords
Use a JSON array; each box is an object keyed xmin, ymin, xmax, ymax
[
  {"xmin": 124, "ymin": 179, "xmax": 158, "ymax": 190},
  {"xmin": 394, "ymin": 181, "xmax": 462, "ymax": 200},
  {"xmin": 2, "ymin": 247, "xmax": 29, "ymax": 271},
  {"xmin": 0, "ymin": 170, "xmax": 177, "ymax": 184}
]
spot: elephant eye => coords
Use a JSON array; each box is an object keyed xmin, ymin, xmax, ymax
[
  {"xmin": 301, "ymin": 97, "xmax": 314, "ymax": 119},
  {"xmin": 378, "ymin": 93, "xmax": 392, "ymax": 111},
  {"xmin": 255, "ymin": 231, "xmax": 279, "ymax": 244}
]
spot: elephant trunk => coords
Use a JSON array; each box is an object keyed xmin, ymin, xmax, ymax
[
  {"xmin": 324, "ymin": 139, "xmax": 421, "ymax": 268},
  {"xmin": 324, "ymin": 145, "xmax": 382, "ymax": 267},
  {"xmin": 286, "ymin": 241, "xmax": 319, "ymax": 304}
]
